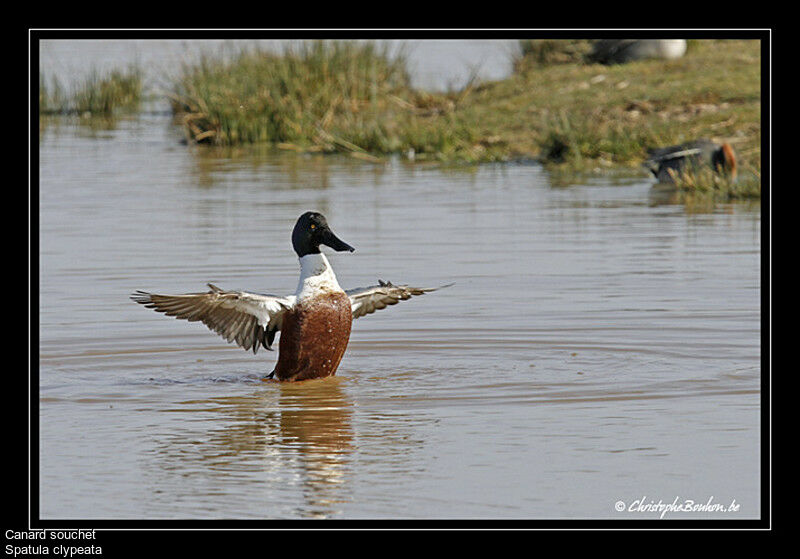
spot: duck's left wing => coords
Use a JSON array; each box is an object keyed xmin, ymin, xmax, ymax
[{"xmin": 346, "ymin": 280, "xmax": 452, "ymax": 320}]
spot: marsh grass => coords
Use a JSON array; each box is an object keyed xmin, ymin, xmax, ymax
[
  {"xmin": 168, "ymin": 41, "xmax": 490, "ymax": 161},
  {"xmin": 489, "ymin": 39, "xmax": 760, "ymax": 175},
  {"xmin": 39, "ymin": 66, "xmax": 143, "ymax": 116},
  {"xmin": 669, "ymin": 164, "xmax": 761, "ymax": 200}
]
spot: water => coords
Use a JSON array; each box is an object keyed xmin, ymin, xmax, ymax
[{"xmin": 37, "ymin": 40, "xmax": 762, "ymax": 521}]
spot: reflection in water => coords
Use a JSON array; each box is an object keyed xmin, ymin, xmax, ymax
[
  {"xmin": 647, "ymin": 182, "xmax": 684, "ymax": 207},
  {"xmin": 185, "ymin": 144, "xmax": 394, "ymax": 192},
  {"xmin": 274, "ymin": 378, "xmax": 354, "ymax": 518},
  {"xmin": 647, "ymin": 182, "xmax": 762, "ymax": 214},
  {"xmin": 153, "ymin": 378, "xmax": 354, "ymax": 518}
]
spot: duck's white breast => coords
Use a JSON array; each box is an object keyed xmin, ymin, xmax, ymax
[{"xmin": 295, "ymin": 253, "xmax": 344, "ymax": 300}]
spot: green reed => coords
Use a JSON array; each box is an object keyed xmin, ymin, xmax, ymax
[
  {"xmin": 39, "ymin": 66, "xmax": 143, "ymax": 116},
  {"xmin": 168, "ymin": 41, "xmax": 487, "ymax": 161}
]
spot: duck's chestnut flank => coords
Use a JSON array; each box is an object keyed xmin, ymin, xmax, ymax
[{"xmin": 274, "ymin": 291, "xmax": 353, "ymax": 381}]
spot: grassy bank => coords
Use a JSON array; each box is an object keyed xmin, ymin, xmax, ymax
[
  {"xmin": 166, "ymin": 39, "xmax": 760, "ymax": 198},
  {"xmin": 39, "ymin": 66, "xmax": 143, "ymax": 116},
  {"xmin": 167, "ymin": 41, "xmax": 480, "ymax": 161},
  {"xmin": 505, "ymin": 39, "xmax": 761, "ymax": 198}
]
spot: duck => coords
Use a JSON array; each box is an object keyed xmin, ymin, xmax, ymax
[
  {"xmin": 589, "ymin": 39, "xmax": 687, "ymax": 64},
  {"xmin": 131, "ymin": 212, "xmax": 450, "ymax": 382},
  {"xmin": 643, "ymin": 139, "xmax": 737, "ymax": 184}
]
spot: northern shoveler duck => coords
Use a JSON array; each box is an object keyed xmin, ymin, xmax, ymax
[
  {"xmin": 644, "ymin": 139, "xmax": 737, "ymax": 184},
  {"xmin": 131, "ymin": 212, "xmax": 450, "ymax": 382}
]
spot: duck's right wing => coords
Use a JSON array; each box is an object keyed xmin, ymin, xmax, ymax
[{"xmin": 131, "ymin": 284, "xmax": 294, "ymax": 353}]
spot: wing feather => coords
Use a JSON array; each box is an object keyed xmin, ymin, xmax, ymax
[
  {"xmin": 346, "ymin": 280, "xmax": 452, "ymax": 320},
  {"xmin": 131, "ymin": 286, "xmax": 293, "ymax": 352}
]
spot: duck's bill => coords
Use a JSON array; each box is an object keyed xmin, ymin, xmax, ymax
[{"xmin": 323, "ymin": 230, "xmax": 355, "ymax": 252}]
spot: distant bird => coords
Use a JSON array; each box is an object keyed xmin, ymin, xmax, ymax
[
  {"xmin": 644, "ymin": 139, "xmax": 737, "ymax": 183},
  {"xmin": 589, "ymin": 39, "xmax": 687, "ymax": 64},
  {"xmin": 132, "ymin": 212, "xmax": 450, "ymax": 382}
]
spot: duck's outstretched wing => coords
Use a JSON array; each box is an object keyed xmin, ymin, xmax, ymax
[
  {"xmin": 130, "ymin": 284, "xmax": 294, "ymax": 353},
  {"xmin": 346, "ymin": 280, "xmax": 452, "ymax": 320}
]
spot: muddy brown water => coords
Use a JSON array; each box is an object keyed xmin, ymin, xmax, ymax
[{"xmin": 38, "ymin": 40, "xmax": 761, "ymax": 520}]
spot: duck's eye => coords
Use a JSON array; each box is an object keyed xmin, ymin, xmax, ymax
[{"xmin": 310, "ymin": 224, "xmax": 316, "ymax": 230}]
